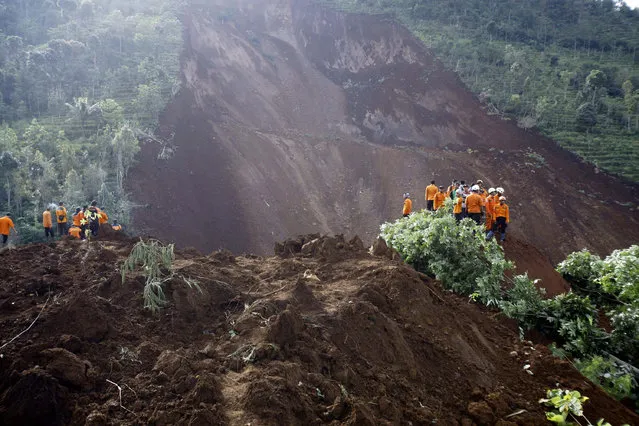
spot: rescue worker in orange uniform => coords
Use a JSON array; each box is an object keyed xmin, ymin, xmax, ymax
[
  {"xmin": 433, "ymin": 186, "xmax": 446, "ymax": 210},
  {"xmin": 0, "ymin": 213, "xmax": 17, "ymax": 246},
  {"xmin": 403, "ymin": 193, "xmax": 412, "ymax": 217},
  {"xmin": 56, "ymin": 202, "xmax": 68, "ymax": 236},
  {"xmin": 486, "ymin": 196, "xmax": 510, "ymax": 242},
  {"xmin": 72, "ymin": 207, "xmax": 83, "ymax": 227},
  {"xmin": 43, "ymin": 207, "xmax": 54, "ymax": 239},
  {"xmin": 425, "ymin": 181, "xmax": 437, "ymax": 211},
  {"xmin": 68, "ymin": 225, "xmax": 82, "ymax": 239},
  {"xmin": 484, "ymin": 188, "xmax": 497, "ymax": 233},
  {"xmin": 465, "ymin": 185, "xmax": 484, "ymax": 225},
  {"xmin": 453, "ymin": 192, "xmax": 463, "ymax": 222},
  {"xmin": 112, "ymin": 220, "xmax": 122, "ymax": 231}
]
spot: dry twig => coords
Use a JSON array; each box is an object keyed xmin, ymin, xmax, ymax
[
  {"xmin": 106, "ymin": 379, "xmax": 135, "ymax": 415},
  {"xmin": 0, "ymin": 292, "xmax": 51, "ymax": 352}
]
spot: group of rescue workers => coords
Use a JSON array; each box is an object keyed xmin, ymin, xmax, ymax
[
  {"xmin": 0, "ymin": 200, "xmax": 123, "ymax": 247},
  {"xmin": 402, "ymin": 179, "xmax": 510, "ymax": 242}
]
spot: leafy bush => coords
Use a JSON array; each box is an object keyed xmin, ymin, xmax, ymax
[
  {"xmin": 500, "ymin": 273, "xmax": 547, "ymax": 330},
  {"xmin": 539, "ymin": 388, "xmax": 612, "ymax": 426},
  {"xmin": 609, "ymin": 306, "xmax": 639, "ymax": 365},
  {"xmin": 575, "ymin": 356, "xmax": 636, "ymax": 401},
  {"xmin": 557, "ymin": 249, "xmax": 603, "ymax": 287},
  {"xmin": 540, "ymin": 293, "xmax": 607, "ymax": 357},
  {"xmin": 597, "ymin": 246, "xmax": 639, "ymax": 304},
  {"xmin": 380, "ymin": 209, "xmax": 512, "ymax": 306}
]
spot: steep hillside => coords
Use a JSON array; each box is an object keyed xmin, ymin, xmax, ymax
[
  {"xmin": 129, "ymin": 0, "xmax": 639, "ymax": 263},
  {"xmin": 0, "ymin": 235, "xmax": 637, "ymax": 425}
]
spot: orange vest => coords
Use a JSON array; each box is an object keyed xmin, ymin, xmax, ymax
[
  {"xmin": 112, "ymin": 225, "xmax": 122, "ymax": 231},
  {"xmin": 43, "ymin": 211, "xmax": 53, "ymax": 228},
  {"xmin": 494, "ymin": 204, "xmax": 510, "ymax": 222},
  {"xmin": 403, "ymin": 198, "xmax": 412, "ymax": 215},
  {"xmin": 68, "ymin": 226, "xmax": 81, "ymax": 239},
  {"xmin": 99, "ymin": 211, "xmax": 109, "ymax": 224},
  {"xmin": 453, "ymin": 197, "xmax": 463, "ymax": 214},
  {"xmin": 466, "ymin": 193, "xmax": 484, "ymax": 214},
  {"xmin": 433, "ymin": 192, "xmax": 446, "ymax": 210},
  {"xmin": 425, "ymin": 184, "xmax": 438, "ymax": 201},
  {"xmin": 56, "ymin": 208, "xmax": 67, "ymax": 223},
  {"xmin": 0, "ymin": 216, "xmax": 15, "ymax": 235}
]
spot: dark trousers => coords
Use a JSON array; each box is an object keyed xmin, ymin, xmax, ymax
[
  {"xmin": 57, "ymin": 222, "xmax": 67, "ymax": 236},
  {"xmin": 89, "ymin": 222, "xmax": 99, "ymax": 236},
  {"xmin": 427, "ymin": 200, "xmax": 434, "ymax": 211},
  {"xmin": 468, "ymin": 212, "xmax": 481, "ymax": 225},
  {"xmin": 80, "ymin": 225, "xmax": 87, "ymax": 240},
  {"xmin": 454, "ymin": 213, "xmax": 463, "ymax": 222},
  {"xmin": 45, "ymin": 227, "xmax": 54, "ymax": 238},
  {"xmin": 493, "ymin": 217, "xmax": 508, "ymax": 234},
  {"xmin": 2, "ymin": 234, "xmax": 7, "ymax": 245}
]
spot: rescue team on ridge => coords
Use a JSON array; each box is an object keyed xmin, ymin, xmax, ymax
[
  {"xmin": 1, "ymin": 200, "xmax": 123, "ymax": 247},
  {"xmin": 402, "ymin": 179, "xmax": 510, "ymax": 242}
]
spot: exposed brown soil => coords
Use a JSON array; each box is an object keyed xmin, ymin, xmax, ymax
[
  {"xmin": 1, "ymin": 235, "xmax": 637, "ymax": 425},
  {"xmin": 129, "ymin": 0, "xmax": 639, "ymax": 265}
]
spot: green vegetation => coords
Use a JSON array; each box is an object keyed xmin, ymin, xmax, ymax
[
  {"xmin": 539, "ymin": 388, "xmax": 616, "ymax": 425},
  {"xmin": 0, "ymin": 0, "xmax": 183, "ymax": 241},
  {"xmin": 325, "ymin": 0, "xmax": 639, "ymax": 181},
  {"xmin": 380, "ymin": 210, "xmax": 639, "ymax": 409}
]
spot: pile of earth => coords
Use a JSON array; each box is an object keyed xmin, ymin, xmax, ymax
[
  {"xmin": 0, "ymin": 233, "xmax": 636, "ymax": 425},
  {"xmin": 129, "ymin": 0, "xmax": 639, "ymax": 263}
]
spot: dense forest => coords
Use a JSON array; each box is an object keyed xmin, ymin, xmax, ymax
[
  {"xmin": 0, "ymin": 0, "xmax": 182, "ymax": 241},
  {"xmin": 328, "ymin": 0, "xmax": 639, "ymax": 181}
]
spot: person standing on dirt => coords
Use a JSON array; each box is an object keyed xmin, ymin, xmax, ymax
[
  {"xmin": 403, "ymin": 193, "xmax": 412, "ymax": 217},
  {"xmin": 453, "ymin": 192, "xmax": 463, "ymax": 222},
  {"xmin": 0, "ymin": 213, "xmax": 17, "ymax": 246},
  {"xmin": 447, "ymin": 180, "xmax": 458, "ymax": 199},
  {"xmin": 484, "ymin": 188, "xmax": 497, "ymax": 233},
  {"xmin": 56, "ymin": 202, "xmax": 68, "ymax": 236},
  {"xmin": 85, "ymin": 201, "xmax": 101, "ymax": 237},
  {"xmin": 433, "ymin": 186, "xmax": 446, "ymax": 210},
  {"xmin": 425, "ymin": 181, "xmax": 437, "ymax": 211},
  {"xmin": 43, "ymin": 207, "xmax": 54, "ymax": 239},
  {"xmin": 465, "ymin": 185, "xmax": 484, "ymax": 225},
  {"xmin": 486, "ymin": 196, "xmax": 510, "ymax": 242},
  {"xmin": 79, "ymin": 205, "xmax": 89, "ymax": 239}
]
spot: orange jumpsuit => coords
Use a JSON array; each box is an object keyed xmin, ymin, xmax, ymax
[
  {"xmin": 43, "ymin": 211, "xmax": 53, "ymax": 228},
  {"xmin": 485, "ymin": 196, "xmax": 496, "ymax": 231},
  {"xmin": 433, "ymin": 191, "xmax": 446, "ymax": 210},
  {"xmin": 68, "ymin": 226, "xmax": 82, "ymax": 239},
  {"xmin": 0, "ymin": 216, "xmax": 15, "ymax": 236},
  {"xmin": 403, "ymin": 198, "xmax": 412, "ymax": 216},
  {"xmin": 425, "ymin": 184, "xmax": 438, "ymax": 201}
]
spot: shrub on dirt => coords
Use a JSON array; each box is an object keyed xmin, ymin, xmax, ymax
[
  {"xmin": 499, "ymin": 273, "xmax": 547, "ymax": 330},
  {"xmin": 380, "ymin": 209, "xmax": 513, "ymax": 306}
]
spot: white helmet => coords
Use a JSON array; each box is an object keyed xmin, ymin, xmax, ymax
[
  {"xmin": 499, "ymin": 196, "xmax": 506, "ymax": 201},
  {"xmin": 471, "ymin": 184, "xmax": 480, "ymax": 191},
  {"xmin": 488, "ymin": 187, "xmax": 495, "ymax": 194},
  {"xmin": 496, "ymin": 187, "xmax": 504, "ymax": 194}
]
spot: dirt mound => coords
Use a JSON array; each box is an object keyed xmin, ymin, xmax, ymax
[
  {"xmin": 129, "ymin": 0, "xmax": 639, "ymax": 263},
  {"xmin": 0, "ymin": 236, "xmax": 636, "ymax": 425}
]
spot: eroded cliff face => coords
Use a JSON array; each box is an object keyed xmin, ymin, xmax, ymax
[{"xmin": 129, "ymin": 0, "xmax": 638, "ymax": 261}]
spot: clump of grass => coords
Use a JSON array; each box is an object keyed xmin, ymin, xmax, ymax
[{"xmin": 121, "ymin": 239, "xmax": 176, "ymax": 313}]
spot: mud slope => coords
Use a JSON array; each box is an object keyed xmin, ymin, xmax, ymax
[
  {"xmin": 0, "ymin": 235, "xmax": 637, "ymax": 425},
  {"xmin": 129, "ymin": 0, "xmax": 639, "ymax": 262}
]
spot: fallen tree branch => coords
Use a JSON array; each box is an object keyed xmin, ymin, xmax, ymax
[
  {"xmin": 0, "ymin": 292, "xmax": 51, "ymax": 352},
  {"xmin": 106, "ymin": 379, "xmax": 135, "ymax": 415}
]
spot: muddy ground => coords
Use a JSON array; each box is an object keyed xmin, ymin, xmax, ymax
[
  {"xmin": 129, "ymin": 0, "xmax": 639, "ymax": 263},
  {"xmin": 0, "ymin": 233, "xmax": 636, "ymax": 425}
]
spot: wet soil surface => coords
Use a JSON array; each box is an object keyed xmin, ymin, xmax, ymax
[{"xmin": 0, "ymin": 234, "xmax": 636, "ymax": 425}]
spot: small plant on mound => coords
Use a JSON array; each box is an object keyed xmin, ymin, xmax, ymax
[
  {"xmin": 380, "ymin": 208, "xmax": 513, "ymax": 306},
  {"xmin": 121, "ymin": 239, "xmax": 176, "ymax": 312},
  {"xmin": 539, "ymin": 388, "xmax": 616, "ymax": 426}
]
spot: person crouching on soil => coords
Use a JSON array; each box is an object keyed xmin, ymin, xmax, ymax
[
  {"xmin": 402, "ymin": 193, "xmax": 412, "ymax": 218},
  {"xmin": 43, "ymin": 207, "xmax": 54, "ymax": 239},
  {"xmin": 112, "ymin": 220, "xmax": 122, "ymax": 231},
  {"xmin": 68, "ymin": 225, "xmax": 82, "ymax": 239},
  {"xmin": 0, "ymin": 213, "xmax": 17, "ymax": 246},
  {"xmin": 433, "ymin": 186, "xmax": 446, "ymax": 210},
  {"xmin": 486, "ymin": 196, "xmax": 510, "ymax": 242}
]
